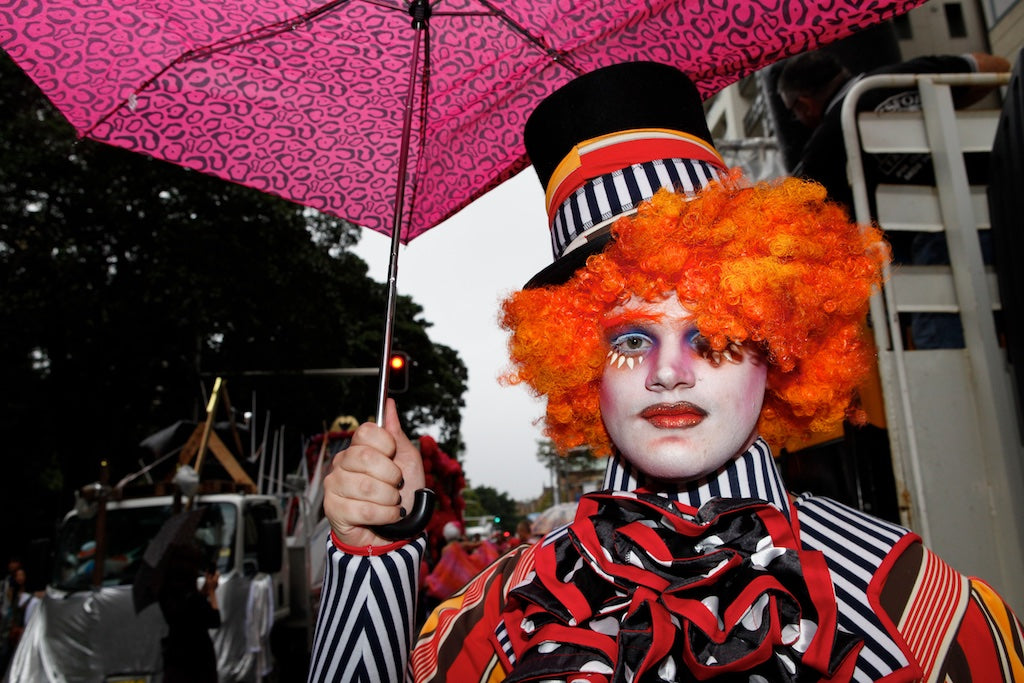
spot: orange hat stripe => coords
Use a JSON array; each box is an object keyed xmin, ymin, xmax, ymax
[{"xmin": 545, "ymin": 133, "xmax": 725, "ymax": 223}]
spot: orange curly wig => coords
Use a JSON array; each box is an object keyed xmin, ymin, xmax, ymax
[{"xmin": 500, "ymin": 174, "xmax": 889, "ymax": 456}]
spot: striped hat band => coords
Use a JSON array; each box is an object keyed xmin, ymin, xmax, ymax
[
  {"xmin": 543, "ymin": 129, "xmax": 726, "ymax": 260},
  {"xmin": 550, "ymin": 157, "xmax": 724, "ymax": 259}
]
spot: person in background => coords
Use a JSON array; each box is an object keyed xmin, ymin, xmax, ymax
[
  {"xmin": 158, "ymin": 542, "xmax": 221, "ymax": 683},
  {"xmin": 777, "ymin": 49, "xmax": 1011, "ymax": 348},
  {"xmin": 309, "ymin": 62, "xmax": 1023, "ymax": 682},
  {"xmin": 509, "ymin": 519, "xmax": 534, "ymax": 547},
  {"xmin": 777, "ymin": 49, "xmax": 1010, "ymax": 213},
  {"xmin": 0, "ymin": 557, "xmax": 21, "ymax": 673},
  {"xmin": 419, "ymin": 521, "xmax": 498, "ymax": 626},
  {"xmin": 2, "ymin": 565, "xmax": 34, "ymax": 668}
]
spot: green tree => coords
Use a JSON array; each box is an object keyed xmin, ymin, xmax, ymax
[
  {"xmin": 461, "ymin": 486, "xmax": 485, "ymax": 519},
  {"xmin": 535, "ymin": 439, "xmax": 605, "ymax": 505},
  {"xmin": 0, "ymin": 53, "xmax": 467, "ymax": 551},
  {"xmin": 469, "ymin": 486, "xmax": 520, "ymax": 533},
  {"xmin": 535, "ymin": 439, "xmax": 599, "ymax": 473}
]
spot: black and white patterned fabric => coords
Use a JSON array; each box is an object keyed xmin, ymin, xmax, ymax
[
  {"xmin": 307, "ymin": 441, "xmax": 915, "ymax": 682},
  {"xmin": 308, "ymin": 536, "xmax": 426, "ymax": 683},
  {"xmin": 550, "ymin": 158, "xmax": 723, "ymax": 258}
]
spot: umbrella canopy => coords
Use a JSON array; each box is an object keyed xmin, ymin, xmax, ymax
[
  {"xmin": 132, "ymin": 508, "xmax": 205, "ymax": 613},
  {"xmin": 1, "ymin": 0, "xmax": 925, "ymax": 537},
  {"xmin": 0, "ymin": 0, "xmax": 926, "ymax": 242},
  {"xmin": 531, "ymin": 501, "xmax": 578, "ymax": 537}
]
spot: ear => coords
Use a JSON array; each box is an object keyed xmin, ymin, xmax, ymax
[
  {"xmin": 794, "ymin": 94, "xmax": 812, "ymax": 107},
  {"xmin": 790, "ymin": 94, "xmax": 820, "ymax": 125}
]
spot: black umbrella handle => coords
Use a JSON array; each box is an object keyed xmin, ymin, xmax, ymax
[{"xmin": 369, "ymin": 488, "xmax": 436, "ymax": 541}]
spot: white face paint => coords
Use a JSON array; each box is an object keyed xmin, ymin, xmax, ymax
[{"xmin": 599, "ymin": 294, "xmax": 767, "ymax": 483}]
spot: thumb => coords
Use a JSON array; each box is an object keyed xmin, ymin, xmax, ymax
[
  {"xmin": 381, "ymin": 397, "xmax": 409, "ymax": 442},
  {"xmin": 382, "ymin": 398, "xmax": 426, "ymax": 492}
]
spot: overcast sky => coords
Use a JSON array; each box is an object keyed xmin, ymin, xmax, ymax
[{"xmin": 352, "ymin": 171, "xmax": 557, "ymax": 502}]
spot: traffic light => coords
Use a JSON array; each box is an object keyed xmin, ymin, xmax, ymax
[{"xmin": 388, "ymin": 351, "xmax": 410, "ymax": 393}]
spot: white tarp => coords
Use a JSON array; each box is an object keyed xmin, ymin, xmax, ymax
[{"xmin": 5, "ymin": 572, "xmax": 271, "ymax": 683}]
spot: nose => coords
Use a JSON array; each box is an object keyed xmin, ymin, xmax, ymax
[{"xmin": 645, "ymin": 342, "xmax": 696, "ymax": 391}]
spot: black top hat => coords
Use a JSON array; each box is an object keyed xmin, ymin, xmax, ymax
[{"xmin": 523, "ymin": 61, "xmax": 725, "ymax": 288}]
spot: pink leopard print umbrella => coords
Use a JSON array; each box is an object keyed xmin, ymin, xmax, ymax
[
  {"xmin": 1, "ymin": 0, "xmax": 926, "ymax": 537},
  {"xmin": 0, "ymin": 0, "xmax": 924, "ymax": 242}
]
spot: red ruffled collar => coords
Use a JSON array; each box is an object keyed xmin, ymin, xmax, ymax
[{"xmin": 500, "ymin": 492, "xmax": 862, "ymax": 682}]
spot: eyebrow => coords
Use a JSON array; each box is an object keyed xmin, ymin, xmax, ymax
[{"xmin": 601, "ymin": 309, "xmax": 664, "ymax": 330}]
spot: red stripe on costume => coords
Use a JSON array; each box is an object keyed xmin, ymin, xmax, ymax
[
  {"xmin": 545, "ymin": 136, "xmax": 725, "ymax": 224},
  {"xmin": 330, "ymin": 531, "xmax": 411, "ymax": 555},
  {"xmin": 414, "ymin": 544, "xmax": 539, "ymax": 683},
  {"xmin": 413, "ymin": 573, "xmax": 495, "ymax": 682},
  {"xmin": 413, "ymin": 559, "xmax": 496, "ymax": 682},
  {"xmin": 412, "ymin": 593, "xmax": 466, "ymax": 682},
  {"xmin": 507, "ymin": 543, "xmax": 538, "ymax": 590},
  {"xmin": 964, "ymin": 579, "xmax": 1024, "ymax": 680},
  {"xmin": 897, "ymin": 547, "xmax": 968, "ymax": 682},
  {"xmin": 866, "ymin": 532, "xmax": 925, "ymax": 682},
  {"xmin": 900, "ymin": 555, "xmax": 941, "ymax": 661},
  {"xmin": 801, "ymin": 549, "xmax": 852, "ymax": 673},
  {"xmin": 953, "ymin": 585, "xmax": 1009, "ymax": 681}
]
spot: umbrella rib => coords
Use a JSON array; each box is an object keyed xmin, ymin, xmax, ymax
[
  {"xmin": 86, "ymin": 0, "xmax": 398, "ymax": 136},
  {"xmin": 359, "ymin": 0, "xmax": 580, "ymax": 75},
  {"xmin": 473, "ymin": 0, "xmax": 583, "ymax": 75},
  {"xmin": 403, "ymin": 20, "xmax": 433, "ymax": 244}
]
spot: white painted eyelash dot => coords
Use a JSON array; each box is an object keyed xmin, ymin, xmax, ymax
[{"xmin": 607, "ymin": 350, "xmax": 644, "ymax": 369}]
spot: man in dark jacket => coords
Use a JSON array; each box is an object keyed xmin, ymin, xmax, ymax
[{"xmin": 778, "ymin": 50, "xmax": 1010, "ymax": 349}]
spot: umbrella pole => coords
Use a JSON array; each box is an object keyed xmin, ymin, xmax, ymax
[
  {"xmin": 375, "ymin": 0, "xmax": 432, "ymax": 427},
  {"xmin": 367, "ymin": 0, "xmax": 437, "ymax": 542}
]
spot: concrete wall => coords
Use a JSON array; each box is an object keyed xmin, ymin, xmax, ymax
[{"xmin": 988, "ymin": 0, "xmax": 1024, "ymax": 60}]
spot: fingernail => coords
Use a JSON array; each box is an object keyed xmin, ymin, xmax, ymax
[
  {"xmin": 398, "ymin": 477, "xmax": 405, "ymax": 490},
  {"xmin": 399, "ymin": 506, "xmax": 407, "ymax": 518}
]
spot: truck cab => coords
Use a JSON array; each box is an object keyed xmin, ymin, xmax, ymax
[{"xmin": 7, "ymin": 491, "xmax": 289, "ymax": 683}]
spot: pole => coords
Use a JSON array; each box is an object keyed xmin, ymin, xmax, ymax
[
  {"xmin": 193, "ymin": 377, "xmax": 223, "ymax": 479},
  {"xmin": 363, "ymin": 0, "xmax": 438, "ymax": 542},
  {"xmin": 90, "ymin": 461, "xmax": 110, "ymax": 590},
  {"xmin": 375, "ymin": 0, "xmax": 432, "ymax": 426}
]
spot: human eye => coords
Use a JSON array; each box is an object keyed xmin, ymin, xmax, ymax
[
  {"xmin": 686, "ymin": 326, "xmax": 744, "ymax": 367},
  {"xmin": 611, "ymin": 331, "xmax": 652, "ymax": 355},
  {"xmin": 607, "ymin": 330, "xmax": 652, "ymax": 369},
  {"xmin": 685, "ymin": 327, "xmax": 713, "ymax": 357}
]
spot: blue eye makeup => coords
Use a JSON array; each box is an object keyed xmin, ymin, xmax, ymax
[
  {"xmin": 685, "ymin": 327, "xmax": 712, "ymax": 356},
  {"xmin": 610, "ymin": 330, "xmax": 653, "ymax": 355},
  {"xmin": 607, "ymin": 329, "xmax": 653, "ymax": 369},
  {"xmin": 686, "ymin": 326, "xmax": 745, "ymax": 366},
  {"xmin": 605, "ymin": 324, "xmax": 744, "ymax": 369}
]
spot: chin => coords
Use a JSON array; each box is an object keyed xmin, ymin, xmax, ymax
[
  {"xmin": 621, "ymin": 436, "xmax": 754, "ymax": 485},
  {"xmin": 626, "ymin": 451, "xmax": 718, "ymax": 484}
]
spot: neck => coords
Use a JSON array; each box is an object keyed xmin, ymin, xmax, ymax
[{"xmin": 602, "ymin": 437, "xmax": 791, "ymax": 520}]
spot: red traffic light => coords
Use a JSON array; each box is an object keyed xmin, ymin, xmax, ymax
[{"xmin": 388, "ymin": 351, "xmax": 410, "ymax": 393}]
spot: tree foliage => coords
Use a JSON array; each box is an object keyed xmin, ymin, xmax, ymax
[
  {"xmin": 0, "ymin": 53, "xmax": 468, "ymax": 550},
  {"xmin": 535, "ymin": 439, "xmax": 598, "ymax": 472},
  {"xmin": 468, "ymin": 486, "xmax": 521, "ymax": 533}
]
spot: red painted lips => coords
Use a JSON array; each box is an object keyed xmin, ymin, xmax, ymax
[{"xmin": 640, "ymin": 402, "xmax": 708, "ymax": 428}]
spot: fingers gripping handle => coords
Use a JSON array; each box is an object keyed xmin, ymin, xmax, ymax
[{"xmin": 369, "ymin": 488, "xmax": 436, "ymax": 541}]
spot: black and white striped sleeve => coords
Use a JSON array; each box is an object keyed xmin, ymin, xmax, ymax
[{"xmin": 308, "ymin": 535, "xmax": 426, "ymax": 683}]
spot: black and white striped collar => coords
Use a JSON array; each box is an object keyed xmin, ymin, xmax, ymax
[
  {"xmin": 596, "ymin": 438, "xmax": 914, "ymax": 682},
  {"xmin": 601, "ymin": 437, "xmax": 792, "ymax": 522}
]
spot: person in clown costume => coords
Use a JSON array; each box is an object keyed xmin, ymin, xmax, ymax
[{"xmin": 308, "ymin": 62, "xmax": 1023, "ymax": 683}]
